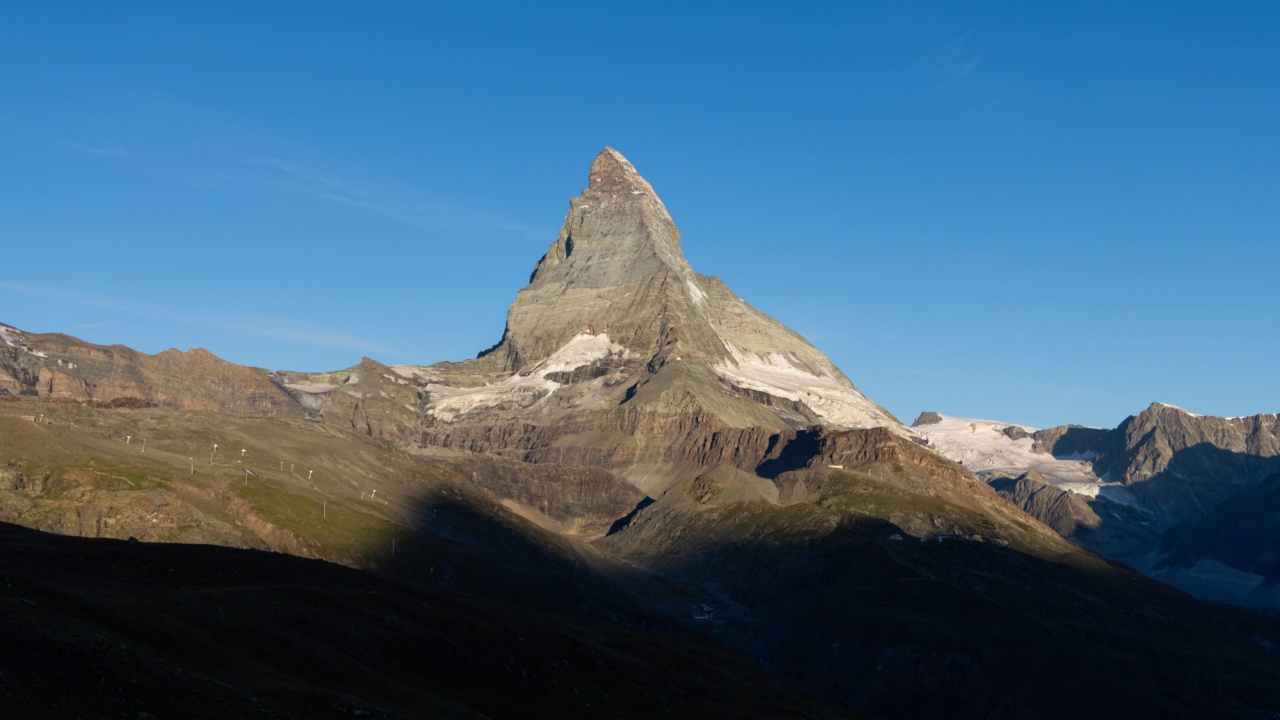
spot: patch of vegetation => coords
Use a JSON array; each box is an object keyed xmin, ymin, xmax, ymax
[
  {"xmin": 166, "ymin": 524, "xmax": 199, "ymax": 541},
  {"xmin": 25, "ymin": 459, "xmax": 167, "ymax": 500},
  {"xmin": 82, "ymin": 459, "xmax": 168, "ymax": 491},
  {"xmin": 234, "ymin": 480, "xmax": 410, "ymax": 564},
  {"xmin": 35, "ymin": 484, "xmax": 69, "ymax": 500},
  {"xmin": 714, "ymin": 503, "xmax": 825, "ymax": 543}
]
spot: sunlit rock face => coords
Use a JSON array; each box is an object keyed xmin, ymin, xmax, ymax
[{"xmin": 405, "ymin": 148, "xmax": 902, "ymax": 492}]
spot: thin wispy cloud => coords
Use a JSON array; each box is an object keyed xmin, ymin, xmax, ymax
[
  {"xmin": 914, "ymin": 31, "xmax": 984, "ymax": 80},
  {"xmin": 67, "ymin": 143, "xmax": 128, "ymax": 157},
  {"xmin": 0, "ymin": 281, "xmax": 134, "ymax": 313},
  {"xmin": 250, "ymin": 154, "xmax": 543, "ymax": 238},
  {"xmin": 903, "ymin": 367, "xmax": 959, "ymax": 379},
  {"xmin": 256, "ymin": 157, "xmax": 364, "ymax": 195},
  {"xmin": 0, "ymin": 280, "xmax": 386, "ymax": 354},
  {"xmin": 48, "ymin": 88, "xmax": 543, "ymax": 239},
  {"xmin": 176, "ymin": 310, "xmax": 388, "ymax": 354}
]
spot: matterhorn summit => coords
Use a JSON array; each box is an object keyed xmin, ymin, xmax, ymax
[{"xmin": 418, "ymin": 148, "xmax": 900, "ymax": 441}]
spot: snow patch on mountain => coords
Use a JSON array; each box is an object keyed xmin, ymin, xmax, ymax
[
  {"xmin": 425, "ymin": 377, "xmax": 557, "ymax": 422},
  {"xmin": 527, "ymin": 333, "xmax": 630, "ymax": 376},
  {"xmin": 281, "ymin": 382, "xmax": 337, "ymax": 411},
  {"xmin": 713, "ymin": 343, "xmax": 903, "ymax": 433},
  {"xmin": 283, "ymin": 382, "xmax": 338, "ymax": 394},
  {"xmin": 913, "ymin": 414, "xmax": 1123, "ymax": 497},
  {"xmin": 389, "ymin": 365, "xmax": 441, "ymax": 384},
  {"xmin": 1149, "ymin": 559, "xmax": 1267, "ymax": 608},
  {"xmin": 0, "ymin": 323, "xmax": 48, "ymax": 357},
  {"xmin": 686, "ymin": 280, "xmax": 705, "ymax": 304},
  {"xmin": 1151, "ymin": 401, "xmax": 1200, "ymax": 417},
  {"xmin": 425, "ymin": 333, "xmax": 629, "ymax": 422},
  {"xmin": 0, "ymin": 324, "xmax": 22, "ymax": 347}
]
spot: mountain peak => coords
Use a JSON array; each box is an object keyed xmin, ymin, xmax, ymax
[
  {"xmin": 587, "ymin": 147, "xmax": 655, "ymax": 196},
  {"xmin": 1147, "ymin": 401, "xmax": 1200, "ymax": 417},
  {"xmin": 422, "ymin": 148, "xmax": 902, "ymax": 437}
]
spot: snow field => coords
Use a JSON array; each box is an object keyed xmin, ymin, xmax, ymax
[{"xmin": 712, "ymin": 342, "xmax": 904, "ymax": 433}]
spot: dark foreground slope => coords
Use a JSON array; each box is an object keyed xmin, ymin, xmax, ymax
[
  {"xmin": 605, "ymin": 462, "xmax": 1280, "ymax": 720},
  {"xmin": 0, "ymin": 521, "xmax": 862, "ymax": 720}
]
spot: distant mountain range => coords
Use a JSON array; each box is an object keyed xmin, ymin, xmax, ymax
[
  {"xmin": 913, "ymin": 403, "xmax": 1280, "ymax": 611},
  {"xmin": 2, "ymin": 149, "xmax": 1278, "ymax": 719}
]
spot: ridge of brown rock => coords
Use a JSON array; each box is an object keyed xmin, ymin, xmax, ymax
[{"xmin": 0, "ymin": 325, "xmax": 300, "ymax": 417}]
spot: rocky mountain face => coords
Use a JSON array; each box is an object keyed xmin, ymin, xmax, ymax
[
  {"xmin": 1089, "ymin": 403, "xmax": 1280, "ymax": 525},
  {"xmin": 917, "ymin": 404, "xmax": 1280, "ymax": 611},
  {"xmin": 399, "ymin": 148, "xmax": 903, "ymax": 492},
  {"xmin": 0, "ymin": 323, "xmax": 300, "ymax": 418},
  {"xmin": 473, "ymin": 149, "xmax": 881, "ymax": 395},
  {"xmin": 988, "ymin": 469, "xmax": 1102, "ymax": 537}
]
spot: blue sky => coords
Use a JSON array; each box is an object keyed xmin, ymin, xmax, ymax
[{"xmin": 2, "ymin": 2, "xmax": 1277, "ymax": 428}]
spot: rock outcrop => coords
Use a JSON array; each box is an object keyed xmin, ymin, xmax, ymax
[
  {"xmin": 990, "ymin": 469, "xmax": 1101, "ymax": 537},
  {"xmin": 911, "ymin": 411, "xmax": 943, "ymax": 427}
]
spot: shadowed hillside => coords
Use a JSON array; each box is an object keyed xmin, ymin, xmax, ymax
[
  {"xmin": 602, "ymin": 463, "xmax": 1280, "ymax": 720},
  {"xmin": 0, "ymin": 521, "xmax": 864, "ymax": 720}
]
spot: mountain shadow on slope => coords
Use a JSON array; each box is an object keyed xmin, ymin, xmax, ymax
[
  {"xmin": 1030, "ymin": 425, "xmax": 1113, "ymax": 458},
  {"xmin": 605, "ymin": 510, "xmax": 1280, "ymax": 720},
  {"xmin": 755, "ymin": 426, "xmax": 824, "ymax": 478},
  {"xmin": 375, "ymin": 492, "xmax": 675, "ymax": 631},
  {"xmin": 0, "ymin": 520, "xmax": 863, "ymax": 720},
  {"xmin": 1154, "ymin": 468, "xmax": 1280, "ymax": 611},
  {"xmin": 607, "ymin": 496, "xmax": 655, "ymax": 536},
  {"xmin": 331, "ymin": 482, "xmax": 1280, "ymax": 719},
  {"xmin": 961, "ymin": 405, "xmax": 1280, "ymax": 612},
  {"xmin": 1129, "ymin": 442, "xmax": 1280, "ymax": 525}
]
